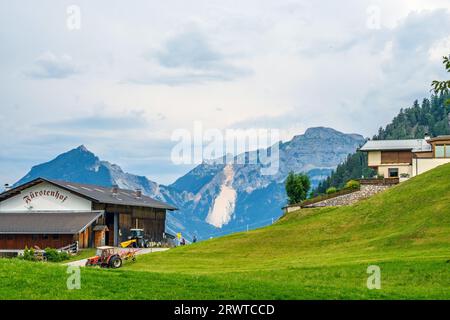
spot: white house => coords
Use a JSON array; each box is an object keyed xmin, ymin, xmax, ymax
[{"xmin": 359, "ymin": 135, "xmax": 450, "ymax": 180}]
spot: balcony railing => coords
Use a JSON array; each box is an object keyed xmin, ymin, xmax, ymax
[{"xmin": 359, "ymin": 178, "xmax": 400, "ymax": 185}]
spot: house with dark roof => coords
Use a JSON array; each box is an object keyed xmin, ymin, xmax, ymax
[
  {"xmin": 0, "ymin": 178, "xmax": 177, "ymax": 251},
  {"xmin": 359, "ymin": 135, "xmax": 450, "ymax": 180}
]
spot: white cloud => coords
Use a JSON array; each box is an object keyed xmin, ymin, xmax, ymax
[
  {"xmin": 130, "ymin": 30, "xmax": 252, "ymax": 85},
  {"xmin": 24, "ymin": 52, "xmax": 80, "ymax": 79},
  {"xmin": 429, "ymin": 36, "xmax": 450, "ymax": 61},
  {"xmin": 155, "ymin": 31, "xmax": 223, "ymax": 70},
  {"xmin": 0, "ymin": 0, "xmax": 449, "ymax": 185}
]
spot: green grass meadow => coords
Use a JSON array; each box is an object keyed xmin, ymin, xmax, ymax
[{"xmin": 1, "ymin": 163, "xmax": 450, "ymax": 299}]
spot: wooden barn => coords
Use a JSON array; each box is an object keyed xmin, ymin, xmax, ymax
[{"xmin": 0, "ymin": 178, "xmax": 177, "ymax": 250}]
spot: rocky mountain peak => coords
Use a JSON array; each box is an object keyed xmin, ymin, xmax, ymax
[
  {"xmin": 304, "ymin": 127, "xmax": 343, "ymax": 138},
  {"xmin": 13, "ymin": 127, "xmax": 365, "ymax": 240},
  {"xmin": 76, "ymin": 144, "xmax": 89, "ymax": 152},
  {"xmin": 286, "ymin": 127, "xmax": 364, "ymax": 151}
]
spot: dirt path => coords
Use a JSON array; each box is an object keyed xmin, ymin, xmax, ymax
[{"xmin": 65, "ymin": 248, "xmax": 169, "ymax": 267}]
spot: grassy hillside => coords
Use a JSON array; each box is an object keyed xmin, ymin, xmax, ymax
[
  {"xmin": 1, "ymin": 164, "xmax": 450, "ymax": 299},
  {"xmin": 130, "ymin": 162, "xmax": 450, "ymax": 272}
]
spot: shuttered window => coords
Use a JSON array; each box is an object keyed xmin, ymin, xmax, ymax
[{"xmin": 381, "ymin": 151, "xmax": 412, "ymax": 164}]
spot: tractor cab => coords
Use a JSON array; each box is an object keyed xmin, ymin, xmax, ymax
[
  {"xmin": 96, "ymin": 246, "xmax": 115, "ymax": 258},
  {"xmin": 130, "ymin": 229, "xmax": 144, "ymax": 238},
  {"xmin": 128, "ymin": 229, "xmax": 150, "ymax": 248}
]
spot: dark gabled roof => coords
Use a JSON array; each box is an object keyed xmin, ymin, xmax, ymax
[
  {"xmin": 0, "ymin": 178, "xmax": 177, "ymax": 210},
  {"xmin": 359, "ymin": 139, "xmax": 431, "ymax": 152},
  {"xmin": 0, "ymin": 211, "xmax": 104, "ymax": 234}
]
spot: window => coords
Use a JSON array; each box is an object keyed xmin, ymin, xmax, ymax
[
  {"xmin": 381, "ymin": 151, "xmax": 412, "ymax": 164},
  {"xmin": 6, "ymin": 234, "xmax": 14, "ymax": 240},
  {"xmin": 435, "ymin": 145, "xmax": 445, "ymax": 158},
  {"xmin": 388, "ymin": 168, "xmax": 399, "ymax": 178},
  {"xmin": 434, "ymin": 144, "xmax": 450, "ymax": 158},
  {"xmin": 42, "ymin": 234, "xmax": 48, "ymax": 240},
  {"xmin": 52, "ymin": 234, "xmax": 59, "ymax": 240},
  {"xmin": 31, "ymin": 234, "xmax": 39, "ymax": 240}
]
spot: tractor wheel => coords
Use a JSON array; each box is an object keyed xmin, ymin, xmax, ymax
[
  {"xmin": 109, "ymin": 256, "xmax": 122, "ymax": 268},
  {"xmin": 144, "ymin": 241, "xmax": 150, "ymax": 248}
]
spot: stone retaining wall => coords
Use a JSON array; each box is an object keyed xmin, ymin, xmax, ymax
[{"xmin": 303, "ymin": 185, "xmax": 391, "ymax": 208}]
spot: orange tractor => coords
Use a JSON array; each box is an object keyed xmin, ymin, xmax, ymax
[{"xmin": 85, "ymin": 244, "xmax": 137, "ymax": 268}]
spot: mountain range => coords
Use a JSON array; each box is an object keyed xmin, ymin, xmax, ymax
[{"xmin": 13, "ymin": 127, "xmax": 365, "ymax": 240}]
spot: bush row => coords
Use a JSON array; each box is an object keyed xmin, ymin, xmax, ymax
[
  {"xmin": 326, "ymin": 179, "xmax": 360, "ymax": 194},
  {"xmin": 20, "ymin": 247, "xmax": 70, "ymax": 262},
  {"xmin": 300, "ymin": 180, "xmax": 361, "ymax": 207}
]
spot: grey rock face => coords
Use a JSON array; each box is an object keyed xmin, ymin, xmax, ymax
[{"xmin": 166, "ymin": 127, "xmax": 365, "ymax": 239}]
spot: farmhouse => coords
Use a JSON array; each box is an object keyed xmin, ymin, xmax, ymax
[
  {"xmin": 360, "ymin": 135, "xmax": 450, "ymax": 180},
  {"xmin": 0, "ymin": 178, "xmax": 177, "ymax": 250}
]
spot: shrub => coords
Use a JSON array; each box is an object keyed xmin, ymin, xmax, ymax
[
  {"xmin": 345, "ymin": 180, "xmax": 360, "ymax": 190},
  {"xmin": 326, "ymin": 187, "xmax": 337, "ymax": 194},
  {"xmin": 22, "ymin": 247, "xmax": 36, "ymax": 261},
  {"xmin": 60, "ymin": 251, "xmax": 70, "ymax": 261},
  {"xmin": 44, "ymin": 248, "xmax": 70, "ymax": 262}
]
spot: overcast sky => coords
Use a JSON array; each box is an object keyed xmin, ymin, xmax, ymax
[{"xmin": 0, "ymin": 0, "xmax": 449, "ymax": 185}]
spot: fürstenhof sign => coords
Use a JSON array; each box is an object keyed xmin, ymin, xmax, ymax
[{"xmin": 23, "ymin": 189, "xmax": 69, "ymax": 204}]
